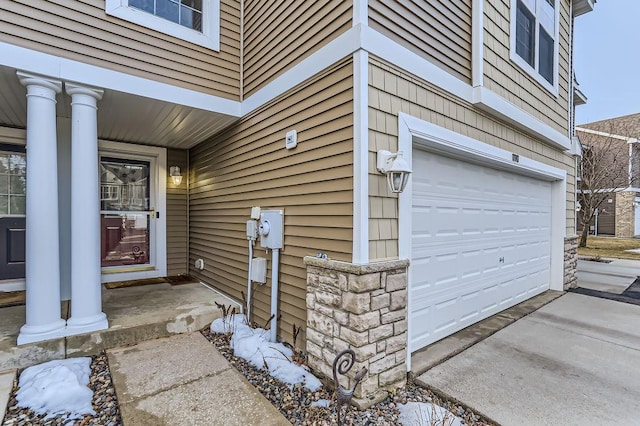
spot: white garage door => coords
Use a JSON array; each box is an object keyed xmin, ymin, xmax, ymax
[{"xmin": 410, "ymin": 148, "xmax": 552, "ymax": 352}]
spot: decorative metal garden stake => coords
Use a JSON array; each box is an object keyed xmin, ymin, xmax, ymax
[{"xmin": 332, "ymin": 349, "xmax": 368, "ymax": 426}]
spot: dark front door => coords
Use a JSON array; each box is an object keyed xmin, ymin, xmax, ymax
[{"xmin": 0, "ymin": 217, "xmax": 25, "ymax": 280}]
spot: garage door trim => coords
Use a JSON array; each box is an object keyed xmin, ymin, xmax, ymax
[{"xmin": 398, "ymin": 113, "xmax": 567, "ymax": 371}]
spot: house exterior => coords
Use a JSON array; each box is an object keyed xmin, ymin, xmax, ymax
[
  {"xmin": 576, "ymin": 113, "xmax": 640, "ymax": 237},
  {"xmin": 0, "ymin": 0, "xmax": 593, "ymax": 402}
]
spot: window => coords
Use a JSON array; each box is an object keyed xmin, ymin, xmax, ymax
[
  {"xmin": 0, "ymin": 151, "xmax": 26, "ymax": 216},
  {"xmin": 511, "ymin": 0, "xmax": 558, "ymax": 92},
  {"xmin": 105, "ymin": 0, "xmax": 219, "ymax": 50},
  {"xmin": 129, "ymin": 0, "xmax": 202, "ymax": 31}
]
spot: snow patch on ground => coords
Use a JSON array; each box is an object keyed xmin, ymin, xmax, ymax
[
  {"xmin": 211, "ymin": 314, "xmax": 322, "ymax": 391},
  {"xmin": 310, "ymin": 399, "xmax": 331, "ymax": 408},
  {"xmin": 398, "ymin": 401, "xmax": 463, "ymax": 426},
  {"xmin": 16, "ymin": 357, "xmax": 95, "ymax": 421}
]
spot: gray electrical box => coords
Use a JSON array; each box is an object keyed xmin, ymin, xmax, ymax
[{"xmin": 259, "ymin": 209, "xmax": 284, "ymax": 249}]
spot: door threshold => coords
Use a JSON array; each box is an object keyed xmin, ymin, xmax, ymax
[{"xmin": 0, "ymin": 279, "xmax": 25, "ymax": 292}]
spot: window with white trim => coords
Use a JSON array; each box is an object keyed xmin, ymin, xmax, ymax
[
  {"xmin": 105, "ymin": 0, "xmax": 220, "ymax": 50},
  {"xmin": 511, "ymin": 0, "xmax": 559, "ymax": 92}
]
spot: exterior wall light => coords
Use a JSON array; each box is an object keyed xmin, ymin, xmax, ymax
[
  {"xmin": 377, "ymin": 150, "xmax": 412, "ymax": 193},
  {"xmin": 170, "ymin": 166, "xmax": 183, "ymax": 185}
]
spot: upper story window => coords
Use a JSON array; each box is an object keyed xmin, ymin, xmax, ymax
[
  {"xmin": 106, "ymin": 0, "xmax": 220, "ymax": 50},
  {"xmin": 510, "ymin": 0, "xmax": 559, "ymax": 94},
  {"xmin": 129, "ymin": 0, "xmax": 202, "ymax": 31}
]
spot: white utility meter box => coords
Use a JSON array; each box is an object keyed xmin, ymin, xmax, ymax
[
  {"xmin": 259, "ymin": 209, "xmax": 284, "ymax": 249},
  {"xmin": 250, "ymin": 257, "xmax": 267, "ymax": 283}
]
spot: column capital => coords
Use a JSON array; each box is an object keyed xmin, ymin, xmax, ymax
[
  {"xmin": 16, "ymin": 71, "xmax": 62, "ymax": 94},
  {"xmin": 65, "ymin": 83, "xmax": 104, "ymax": 101}
]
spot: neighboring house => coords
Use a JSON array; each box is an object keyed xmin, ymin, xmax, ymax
[
  {"xmin": 576, "ymin": 113, "xmax": 640, "ymax": 237},
  {"xmin": 0, "ymin": 0, "xmax": 593, "ymax": 400}
]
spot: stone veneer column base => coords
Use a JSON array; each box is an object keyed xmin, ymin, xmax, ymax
[
  {"xmin": 304, "ymin": 256, "xmax": 409, "ymax": 409},
  {"xmin": 564, "ymin": 236, "xmax": 579, "ymax": 290}
]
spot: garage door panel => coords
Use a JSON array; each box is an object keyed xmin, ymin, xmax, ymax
[{"xmin": 410, "ymin": 149, "xmax": 552, "ymax": 353}]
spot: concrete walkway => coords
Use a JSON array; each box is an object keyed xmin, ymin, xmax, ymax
[
  {"xmin": 416, "ymin": 293, "xmax": 640, "ymax": 425},
  {"xmin": 107, "ymin": 332, "xmax": 290, "ymax": 426}
]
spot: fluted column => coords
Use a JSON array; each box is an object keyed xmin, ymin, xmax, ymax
[
  {"xmin": 65, "ymin": 83, "xmax": 108, "ymax": 335},
  {"xmin": 17, "ymin": 72, "xmax": 66, "ymax": 345}
]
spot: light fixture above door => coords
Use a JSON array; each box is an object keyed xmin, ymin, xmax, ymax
[{"xmin": 170, "ymin": 166, "xmax": 183, "ymax": 185}]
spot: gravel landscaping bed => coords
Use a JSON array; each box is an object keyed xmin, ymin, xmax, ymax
[
  {"xmin": 201, "ymin": 328, "xmax": 496, "ymax": 426},
  {"xmin": 2, "ymin": 353, "xmax": 122, "ymax": 426}
]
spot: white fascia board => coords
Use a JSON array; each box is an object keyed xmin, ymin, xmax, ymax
[
  {"xmin": 360, "ymin": 26, "xmax": 570, "ymax": 152},
  {"xmin": 472, "ymin": 0, "xmax": 484, "ymax": 87},
  {"xmin": 241, "ymin": 26, "xmax": 362, "ymax": 115},
  {"xmin": 0, "ymin": 42, "xmax": 241, "ymax": 117},
  {"xmin": 361, "ymin": 26, "xmax": 473, "ymax": 101},
  {"xmin": 352, "ymin": 50, "xmax": 369, "ymax": 264},
  {"xmin": 573, "ymin": 0, "xmax": 596, "ymax": 17},
  {"xmin": 575, "ymin": 126, "xmax": 634, "ymax": 142},
  {"xmin": 473, "ymin": 86, "xmax": 571, "ymax": 150}
]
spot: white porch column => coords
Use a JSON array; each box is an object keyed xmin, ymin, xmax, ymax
[
  {"xmin": 17, "ymin": 72, "xmax": 66, "ymax": 345},
  {"xmin": 65, "ymin": 84, "xmax": 108, "ymax": 335}
]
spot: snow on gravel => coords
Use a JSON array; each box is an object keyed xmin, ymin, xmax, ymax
[
  {"xmin": 16, "ymin": 357, "xmax": 95, "ymax": 421},
  {"xmin": 211, "ymin": 314, "xmax": 322, "ymax": 391},
  {"xmin": 398, "ymin": 401, "xmax": 463, "ymax": 426}
]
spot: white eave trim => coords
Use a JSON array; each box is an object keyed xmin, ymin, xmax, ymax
[
  {"xmin": 2, "ymin": 24, "xmax": 571, "ymax": 152},
  {"xmin": 0, "ymin": 42, "xmax": 241, "ymax": 117},
  {"xmin": 573, "ymin": 86, "xmax": 587, "ymax": 106},
  {"xmin": 576, "ymin": 126, "xmax": 636, "ymax": 142},
  {"xmin": 573, "ymin": 0, "xmax": 596, "ymax": 17},
  {"xmin": 473, "ymin": 86, "xmax": 570, "ymax": 150}
]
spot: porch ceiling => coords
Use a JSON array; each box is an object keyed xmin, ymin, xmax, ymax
[{"xmin": 0, "ymin": 65, "xmax": 239, "ymax": 149}]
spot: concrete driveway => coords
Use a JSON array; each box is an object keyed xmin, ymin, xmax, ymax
[{"xmin": 416, "ymin": 293, "xmax": 640, "ymax": 425}]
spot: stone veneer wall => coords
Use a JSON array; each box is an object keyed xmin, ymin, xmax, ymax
[
  {"xmin": 564, "ymin": 235, "xmax": 578, "ymax": 290},
  {"xmin": 615, "ymin": 191, "xmax": 635, "ymax": 237},
  {"xmin": 304, "ymin": 256, "xmax": 409, "ymax": 408}
]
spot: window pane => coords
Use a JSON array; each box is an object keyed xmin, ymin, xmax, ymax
[
  {"xmin": 0, "ymin": 195, "xmax": 8, "ymax": 215},
  {"xmin": 9, "ymin": 154, "xmax": 26, "ymax": 176},
  {"xmin": 101, "ymin": 214, "xmax": 150, "ymax": 267},
  {"xmin": 10, "ymin": 195, "xmax": 25, "ymax": 215},
  {"xmin": 515, "ymin": 1, "xmax": 535, "ymax": 66},
  {"xmin": 156, "ymin": 0, "xmax": 179, "ymax": 24},
  {"xmin": 10, "ymin": 175, "xmax": 25, "ymax": 195},
  {"xmin": 100, "ymin": 158, "xmax": 150, "ymax": 211},
  {"xmin": 0, "ymin": 155, "xmax": 8, "ymax": 174},
  {"xmin": 539, "ymin": 26, "xmax": 554, "ymax": 84},
  {"xmin": 181, "ymin": 0, "xmax": 202, "ymax": 11},
  {"xmin": 0, "ymin": 175, "xmax": 7, "ymax": 195},
  {"xmin": 130, "ymin": 0, "xmax": 155, "ymax": 13},
  {"xmin": 180, "ymin": 5, "xmax": 202, "ymax": 31}
]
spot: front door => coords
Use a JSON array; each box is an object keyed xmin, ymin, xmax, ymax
[
  {"xmin": 99, "ymin": 145, "xmax": 166, "ymax": 282},
  {"xmin": 0, "ymin": 148, "xmax": 26, "ymax": 281}
]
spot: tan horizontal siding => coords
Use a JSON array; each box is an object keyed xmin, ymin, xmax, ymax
[
  {"xmin": 0, "ymin": 0, "xmax": 240, "ymax": 99},
  {"xmin": 482, "ymin": 0, "xmax": 570, "ymax": 134},
  {"xmin": 242, "ymin": 0, "xmax": 352, "ymax": 98},
  {"xmin": 189, "ymin": 60, "xmax": 354, "ymax": 347},
  {"xmin": 368, "ymin": 0, "xmax": 472, "ymax": 83},
  {"xmin": 368, "ymin": 57, "xmax": 576, "ymax": 260},
  {"xmin": 166, "ymin": 149, "xmax": 188, "ymax": 276}
]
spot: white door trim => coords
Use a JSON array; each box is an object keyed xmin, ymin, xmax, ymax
[
  {"xmin": 398, "ymin": 112, "xmax": 566, "ymax": 371},
  {"xmin": 98, "ymin": 140, "xmax": 167, "ymax": 282}
]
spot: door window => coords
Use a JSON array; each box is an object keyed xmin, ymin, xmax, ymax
[{"xmin": 100, "ymin": 157, "xmax": 152, "ymax": 268}]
